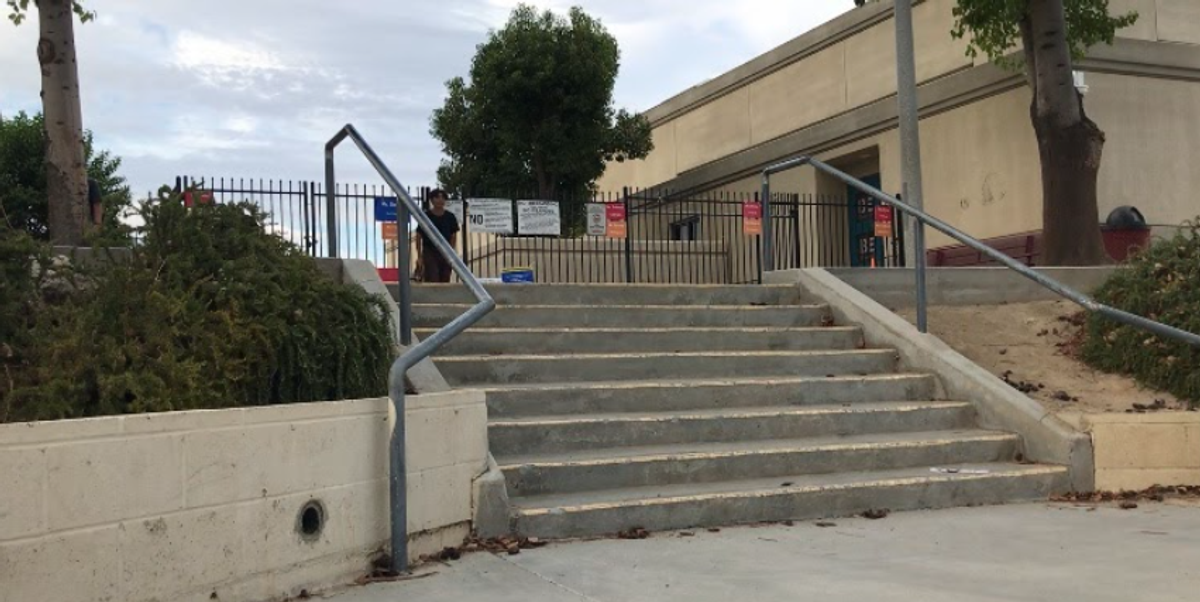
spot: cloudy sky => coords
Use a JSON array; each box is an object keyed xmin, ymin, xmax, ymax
[{"xmin": 1, "ymin": 1, "xmax": 856, "ymax": 196}]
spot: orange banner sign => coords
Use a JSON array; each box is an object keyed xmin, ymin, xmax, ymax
[{"xmin": 381, "ymin": 222, "xmax": 399, "ymax": 240}]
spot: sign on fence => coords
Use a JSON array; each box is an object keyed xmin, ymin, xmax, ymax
[
  {"xmin": 587, "ymin": 203, "xmax": 607, "ymax": 236},
  {"xmin": 374, "ymin": 196, "xmax": 398, "ymax": 222},
  {"xmin": 381, "ymin": 222, "xmax": 399, "ymax": 241},
  {"xmin": 466, "ymin": 199, "xmax": 515, "ymax": 234},
  {"xmin": 445, "ymin": 200, "xmax": 465, "ymax": 227},
  {"xmin": 874, "ymin": 205, "xmax": 894, "ymax": 238},
  {"xmin": 605, "ymin": 203, "xmax": 627, "ymax": 239},
  {"xmin": 517, "ymin": 200, "xmax": 561, "ymax": 236},
  {"xmin": 742, "ymin": 201, "xmax": 762, "ymax": 236}
]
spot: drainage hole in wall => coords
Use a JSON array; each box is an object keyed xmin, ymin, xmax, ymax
[{"xmin": 298, "ymin": 500, "xmax": 325, "ymax": 540}]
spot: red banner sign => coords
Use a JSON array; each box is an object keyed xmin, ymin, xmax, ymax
[
  {"xmin": 874, "ymin": 205, "xmax": 894, "ymax": 238},
  {"xmin": 605, "ymin": 203, "xmax": 627, "ymax": 239},
  {"xmin": 743, "ymin": 201, "xmax": 762, "ymax": 236}
]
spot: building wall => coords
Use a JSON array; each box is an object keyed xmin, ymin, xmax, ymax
[
  {"xmin": 0, "ymin": 392, "xmax": 488, "ymax": 602},
  {"xmin": 599, "ymin": 0, "xmax": 977, "ymax": 192},
  {"xmin": 1088, "ymin": 72, "xmax": 1200, "ymax": 227},
  {"xmin": 600, "ymin": 0, "xmax": 1200, "ymax": 254}
]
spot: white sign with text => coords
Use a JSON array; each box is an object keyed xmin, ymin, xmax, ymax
[
  {"xmin": 466, "ymin": 198, "xmax": 515, "ymax": 234},
  {"xmin": 517, "ymin": 200, "xmax": 562, "ymax": 236},
  {"xmin": 586, "ymin": 203, "xmax": 607, "ymax": 236}
]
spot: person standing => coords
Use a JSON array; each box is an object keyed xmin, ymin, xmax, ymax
[{"xmin": 413, "ymin": 189, "xmax": 459, "ymax": 283}]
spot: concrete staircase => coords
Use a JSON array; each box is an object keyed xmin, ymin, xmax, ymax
[{"xmin": 412, "ymin": 284, "xmax": 1068, "ymax": 539}]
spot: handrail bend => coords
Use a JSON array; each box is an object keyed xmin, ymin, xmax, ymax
[{"xmin": 325, "ymin": 125, "xmax": 495, "ymax": 573}]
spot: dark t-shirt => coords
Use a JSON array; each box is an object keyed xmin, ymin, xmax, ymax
[{"xmin": 421, "ymin": 210, "xmax": 459, "ymax": 253}]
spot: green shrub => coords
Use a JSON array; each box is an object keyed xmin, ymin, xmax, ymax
[
  {"xmin": 1081, "ymin": 221, "xmax": 1200, "ymax": 405},
  {"xmin": 1, "ymin": 188, "xmax": 393, "ymax": 422}
]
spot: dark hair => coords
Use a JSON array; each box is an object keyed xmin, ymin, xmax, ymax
[{"xmin": 428, "ymin": 188, "xmax": 447, "ymax": 201}]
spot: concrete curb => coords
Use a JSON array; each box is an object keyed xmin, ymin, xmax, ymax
[
  {"xmin": 472, "ymin": 454, "xmax": 513, "ymax": 538},
  {"xmin": 765, "ymin": 268, "xmax": 1094, "ymax": 492}
]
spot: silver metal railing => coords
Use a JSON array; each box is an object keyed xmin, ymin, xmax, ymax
[
  {"xmin": 762, "ymin": 156, "xmax": 1200, "ymax": 348},
  {"xmin": 325, "ymin": 125, "xmax": 495, "ymax": 573}
]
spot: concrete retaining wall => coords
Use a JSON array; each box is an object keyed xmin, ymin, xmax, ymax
[
  {"xmin": 826, "ymin": 267, "xmax": 1118, "ymax": 308},
  {"xmin": 0, "ymin": 391, "xmax": 487, "ymax": 602},
  {"xmin": 1060, "ymin": 412, "xmax": 1200, "ymax": 491}
]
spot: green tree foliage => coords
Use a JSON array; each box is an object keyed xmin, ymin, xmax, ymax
[
  {"xmin": 6, "ymin": 0, "xmax": 93, "ymax": 25},
  {"xmin": 945, "ymin": 0, "xmax": 1135, "ymax": 66},
  {"xmin": 431, "ymin": 4, "xmax": 653, "ymax": 200},
  {"xmin": 0, "ymin": 111, "xmax": 133, "ymax": 242},
  {"xmin": 1082, "ymin": 223, "xmax": 1200, "ymax": 405},
  {"xmin": 1, "ymin": 188, "xmax": 394, "ymax": 422}
]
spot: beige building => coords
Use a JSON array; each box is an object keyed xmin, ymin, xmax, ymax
[{"xmin": 601, "ymin": 0, "xmax": 1200, "ymax": 265}]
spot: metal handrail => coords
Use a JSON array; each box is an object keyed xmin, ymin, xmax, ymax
[
  {"xmin": 325, "ymin": 125, "xmax": 495, "ymax": 573},
  {"xmin": 762, "ymin": 156, "xmax": 1200, "ymax": 348}
]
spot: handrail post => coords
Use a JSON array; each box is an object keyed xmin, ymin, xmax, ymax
[
  {"xmin": 324, "ymin": 149, "xmax": 338, "ymax": 258},
  {"xmin": 326, "ymin": 124, "xmax": 495, "ymax": 574},
  {"xmin": 761, "ymin": 173, "xmax": 771, "ymax": 271},
  {"xmin": 904, "ymin": 183, "xmax": 928, "ymax": 333},
  {"xmin": 398, "ymin": 201, "xmax": 413, "ymax": 347},
  {"xmin": 762, "ymin": 181, "xmax": 774, "ymax": 273}
]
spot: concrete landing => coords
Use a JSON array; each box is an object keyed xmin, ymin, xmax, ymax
[{"xmin": 330, "ymin": 503, "xmax": 1200, "ymax": 602}]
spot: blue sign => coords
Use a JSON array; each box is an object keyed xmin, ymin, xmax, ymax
[
  {"xmin": 374, "ymin": 197, "xmax": 398, "ymax": 222},
  {"xmin": 501, "ymin": 267, "xmax": 535, "ymax": 283}
]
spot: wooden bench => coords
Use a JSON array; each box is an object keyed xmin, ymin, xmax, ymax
[{"xmin": 927, "ymin": 231, "xmax": 1043, "ymax": 267}]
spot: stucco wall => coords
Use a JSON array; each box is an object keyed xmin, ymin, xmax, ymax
[
  {"xmin": 1110, "ymin": 0, "xmax": 1200, "ymax": 45},
  {"xmin": 1089, "ymin": 72, "xmax": 1200, "ymax": 227},
  {"xmin": 598, "ymin": 0, "xmax": 975, "ymax": 191},
  {"xmin": 0, "ymin": 391, "xmax": 487, "ymax": 602}
]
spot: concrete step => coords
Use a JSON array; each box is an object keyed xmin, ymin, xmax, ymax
[
  {"xmin": 412, "ymin": 304, "xmax": 831, "ymax": 329},
  {"xmin": 420, "ymin": 327, "xmax": 864, "ymax": 356},
  {"xmin": 510, "ymin": 462, "xmax": 1069, "ymax": 539},
  {"xmin": 482, "ymin": 375, "xmax": 941, "ymax": 418},
  {"xmin": 403, "ymin": 283, "xmax": 804, "ymax": 306},
  {"xmin": 499, "ymin": 429, "xmax": 1017, "ymax": 497},
  {"xmin": 489, "ymin": 401, "xmax": 976, "ymax": 456},
  {"xmin": 437, "ymin": 350, "xmax": 899, "ymax": 386}
]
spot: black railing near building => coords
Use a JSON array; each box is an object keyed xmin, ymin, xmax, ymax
[{"xmin": 173, "ymin": 176, "xmax": 906, "ymax": 284}]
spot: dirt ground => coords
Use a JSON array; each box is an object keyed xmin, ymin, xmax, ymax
[{"xmin": 896, "ymin": 301, "xmax": 1185, "ymax": 414}]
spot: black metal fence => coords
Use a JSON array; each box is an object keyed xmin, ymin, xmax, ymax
[{"xmin": 173, "ymin": 176, "xmax": 906, "ymax": 284}]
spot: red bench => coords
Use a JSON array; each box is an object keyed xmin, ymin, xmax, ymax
[{"xmin": 927, "ymin": 231, "xmax": 1043, "ymax": 267}]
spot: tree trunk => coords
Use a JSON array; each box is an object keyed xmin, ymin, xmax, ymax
[
  {"xmin": 38, "ymin": 0, "xmax": 89, "ymax": 246},
  {"xmin": 1024, "ymin": 0, "xmax": 1108, "ymax": 266}
]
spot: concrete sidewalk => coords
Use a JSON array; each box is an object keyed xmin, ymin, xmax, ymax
[{"xmin": 330, "ymin": 503, "xmax": 1200, "ymax": 602}]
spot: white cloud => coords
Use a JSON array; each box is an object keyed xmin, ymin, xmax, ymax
[{"xmin": 0, "ymin": 0, "xmax": 859, "ymax": 195}]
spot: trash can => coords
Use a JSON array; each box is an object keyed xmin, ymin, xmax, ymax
[{"xmin": 1101, "ymin": 206, "xmax": 1151, "ymax": 262}]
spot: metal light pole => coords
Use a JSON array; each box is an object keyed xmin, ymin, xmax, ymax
[{"xmin": 894, "ymin": 0, "xmax": 928, "ymax": 332}]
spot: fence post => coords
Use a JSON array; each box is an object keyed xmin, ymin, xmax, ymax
[
  {"xmin": 792, "ymin": 193, "xmax": 802, "ymax": 269},
  {"xmin": 460, "ymin": 195, "xmax": 470, "ymax": 268},
  {"xmin": 623, "ymin": 187, "xmax": 633, "ymax": 283},
  {"xmin": 754, "ymin": 191, "xmax": 763, "ymax": 284}
]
